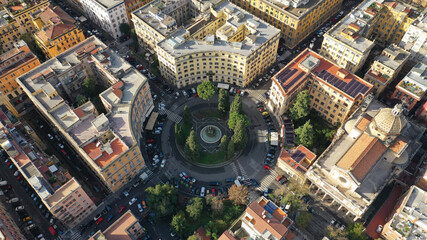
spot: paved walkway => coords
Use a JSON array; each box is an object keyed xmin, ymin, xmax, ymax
[{"xmin": 365, "ymin": 184, "xmax": 403, "ymax": 239}]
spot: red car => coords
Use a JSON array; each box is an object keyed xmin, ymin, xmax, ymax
[
  {"xmin": 137, "ymin": 66, "xmax": 144, "ymax": 70},
  {"xmin": 264, "ymin": 165, "xmax": 271, "ymax": 170},
  {"xmin": 146, "ymin": 139, "xmax": 154, "ymax": 144},
  {"xmin": 118, "ymin": 206, "xmax": 126, "ymax": 213},
  {"xmin": 96, "ymin": 217, "xmax": 103, "ymax": 225},
  {"xmin": 6, "ymin": 162, "xmax": 11, "ymax": 166},
  {"xmin": 212, "ymin": 188, "xmax": 216, "ymax": 196},
  {"xmin": 193, "ymin": 93, "xmax": 199, "ymax": 98},
  {"xmin": 17, "ymin": 175, "xmax": 22, "ymax": 181},
  {"xmin": 61, "ymin": 150, "xmax": 67, "ymax": 155}
]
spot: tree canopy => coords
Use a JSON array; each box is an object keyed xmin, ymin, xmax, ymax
[
  {"xmin": 171, "ymin": 210, "xmax": 187, "ymax": 236},
  {"xmin": 296, "ymin": 212, "xmax": 312, "ymax": 228},
  {"xmin": 220, "ymin": 135, "xmax": 229, "ymax": 153},
  {"xmin": 295, "ymin": 120, "xmax": 315, "ymax": 149},
  {"xmin": 197, "ymin": 81, "xmax": 217, "ymax": 101},
  {"xmin": 290, "ymin": 90, "xmax": 311, "ymax": 121},
  {"xmin": 210, "ymin": 196, "xmax": 224, "ymax": 215},
  {"xmin": 326, "ymin": 226, "xmax": 346, "ymax": 240},
  {"xmin": 186, "ymin": 197, "xmax": 204, "ymax": 219},
  {"xmin": 228, "ymin": 112, "xmax": 250, "ymax": 130},
  {"xmin": 183, "ymin": 105, "xmax": 193, "ymax": 127},
  {"xmin": 231, "ymin": 120, "xmax": 248, "ymax": 151},
  {"xmin": 82, "ymin": 77, "xmax": 97, "ymax": 97},
  {"xmin": 230, "ymin": 95, "xmax": 242, "ymax": 114},
  {"xmin": 227, "ymin": 139, "xmax": 235, "ymax": 160},
  {"xmin": 184, "ymin": 130, "xmax": 200, "ymax": 162},
  {"xmin": 119, "ymin": 23, "xmax": 131, "ymax": 36},
  {"xmin": 228, "ymin": 185, "xmax": 249, "ymax": 205},
  {"xmin": 345, "ymin": 223, "xmax": 368, "ymax": 240},
  {"xmin": 145, "ymin": 184, "xmax": 177, "ymax": 217},
  {"xmin": 218, "ymin": 89, "xmax": 230, "ymax": 114}
]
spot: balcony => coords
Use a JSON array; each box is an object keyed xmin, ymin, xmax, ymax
[{"xmin": 398, "ymin": 81, "xmax": 425, "ymax": 97}]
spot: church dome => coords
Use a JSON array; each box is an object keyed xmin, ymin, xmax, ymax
[{"xmin": 372, "ymin": 104, "xmax": 407, "ymax": 136}]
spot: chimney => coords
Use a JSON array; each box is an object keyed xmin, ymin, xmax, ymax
[
  {"xmin": 262, "ymin": 215, "xmax": 266, "ymax": 219},
  {"xmin": 267, "ymin": 220, "xmax": 270, "ymax": 223},
  {"xmin": 262, "ymin": 210, "xmax": 266, "ymax": 215}
]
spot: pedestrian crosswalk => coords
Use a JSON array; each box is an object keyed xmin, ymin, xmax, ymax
[
  {"xmin": 159, "ymin": 108, "xmax": 182, "ymax": 123},
  {"xmin": 258, "ymin": 170, "xmax": 278, "ymax": 190},
  {"xmin": 57, "ymin": 230, "xmax": 83, "ymax": 240},
  {"xmin": 246, "ymin": 89, "xmax": 268, "ymax": 104},
  {"xmin": 235, "ymin": 160, "xmax": 250, "ymax": 179}
]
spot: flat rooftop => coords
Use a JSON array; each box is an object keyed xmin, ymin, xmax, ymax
[
  {"xmin": 94, "ymin": 0, "xmax": 123, "ymax": 9},
  {"xmin": 376, "ymin": 45, "xmax": 409, "ymax": 70},
  {"xmin": 99, "ymin": 210, "xmax": 140, "ymax": 240},
  {"xmin": 132, "ymin": 1, "xmax": 177, "ymax": 37},
  {"xmin": 273, "ymin": 49, "xmax": 372, "ymax": 99},
  {"xmin": 265, "ymin": 0, "xmax": 328, "ymax": 19},
  {"xmin": 397, "ymin": 62, "xmax": 427, "ymax": 97},
  {"xmin": 325, "ymin": 0, "xmax": 376, "ymax": 52},
  {"xmin": 17, "ymin": 36, "xmax": 150, "ymax": 170},
  {"xmin": 45, "ymin": 178, "xmax": 80, "ymax": 207},
  {"xmin": 0, "ymin": 10, "xmax": 8, "ymax": 28},
  {"xmin": 157, "ymin": 1, "xmax": 281, "ymax": 58}
]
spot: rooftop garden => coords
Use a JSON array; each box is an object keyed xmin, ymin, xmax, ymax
[{"xmin": 399, "ymin": 81, "xmax": 426, "ymax": 97}]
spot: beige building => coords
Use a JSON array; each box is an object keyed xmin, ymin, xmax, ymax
[
  {"xmin": 0, "ymin": 202, "xmax": 26, "ymax": 240},
  {"xmin": 0, "ymin": 109, "xmax": 95, "ymax": 228},
  {"xmin": 306, "ymin": 101, "xmax": 425, "ymax": 220},
  {"xmin": 219, "ymin": 197, "xmax": 295, "ymax": 240},
  {"xmin": 155, "ymin": 1, "xmax": 281, "ymax": 88},
  {"xmin": 268, "ymin": 49, "xmax": 373, "ymax": 125},
  {"xmin": 277, "ymin": 145, "xmax": 316, "ymax": 183},
  {"xmin": 381, "ymin": 185, "xmax": 427, "ymax": 240},
  {"xmin": 17, "ymin": 36, "xmax": 154, "ymax": 193},
  {"xmin": 320, "ymin": 0, "xmax": 419, "ymax": 73},
  {"xmin": 364, "ymin": 44, "xmax": 409, "ymax": 96},
  {"xmin": 90, "ymin": 210, "xmax": 145, "ymax": 240},
  {"xmin": 229, "ymin": 0, "xmax": 343, "ymax": 49}
]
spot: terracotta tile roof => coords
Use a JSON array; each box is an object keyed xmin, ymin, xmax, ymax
[
  {"xmin": 83, "ymin": 138, "xmax": 128, "ymax": 168},
  {"xmin": 349, "ymin": 23, "xmax": 361, "ymax": 31},
  {"xmin": 337, "ymin": 133, "xmax": 379, "ymax": 170},
  {"xmin": 351, "ymin": 139, "xmax": 386, "ymax": 182},
  {"xmin": 245, "ymin": 199, "xmax": 289, "ymax": 239},
  {"xmin": 112, "ymin": 88, "xmax": 123, "ymax": 98},
  {"xmin": 218, "ymin": 231, "xmax": 238, "ymax": 240},
  {"xmin": 73, "ymin": 108, "xmax": 86, "ymax": 118},
  {"xmin": 356, "ymin": 114, "xmax": 373, "ymax": 131},
  {"xmin": 366, "ymin": 69, "xmax": 388, "ymax": 84},
  {"xmin": 45, "ymin": 23, "xmax": 76, "ymax": 40},
  {"xmin": 389, "ymin": 136, "xmax": 408, "ymax": 154},
  {"xmin": 285, "ymin": 230, "xmax": 296, "ymax": 240},
  {"xmin": 296, "ymin": 145, "xmax": 316, "ymax": 161},
  {"xmin": 112, "ymin": 81, "xmax": 124, "ymax": 89},
  {"xmin": 37, "ymin": 5, "xmax": 75, "ymax": 25}
]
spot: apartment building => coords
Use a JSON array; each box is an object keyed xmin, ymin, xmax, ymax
[
  {"xmin": 370, "ymin": 1, "xmax": 418, "ymax": 46},
  {"xmin": 32, "ymin": 5, "xmax": 86, "ymax": 58},
  {"xmin": 391, "ymin": 62, "xmax": 427, "ymax": 111},
  {"xmin": 399, "ymin": 11, "xmax": 427, "ymax": 64},
  {"xmin": 155, "ymin": 1, "xmax": 281, "ymax": 88},
  {"xmin": 0, "ymin": 109, "xmax": 95, "ymax": 228},
  {"xmin": 277, "ymin": 145, "xmax": 316, "ymax": 183},
  {"xmin": 90, "ymin": 210, "xmax": 145, "ymax": 240},
  {"xmin": 320, "ymin": 0, "xmax": 419, "ymax": 73},
  {"xmin": 364, "ymin": 44, "xmax": 409, "ymax": 96},
  {"xmin": 306, "ymin": 101, "xmax": 425, "ymax": 220},
  {"xmin": 268, "ymin": 49, "xmax": 373, "ymax": 125},
  {"xmin": 17, "ymin": 36, "xmax": 154, "ymax": 193},
  {"xmin": 124, "ymin": 0, "xmax": 152, "ymax": 25},
  {"xmin": 0, "ymin": 201, "xmax": 26, "ymax": 240},
  {"xmin": 381, "ymin": 185, "xmax": 427, "ymax": 240},
  {"xmin": 230, "ymin": 0, "xmax": 343, "ymax": 49},
  {"xmin": 219, "ymin": 197, "xmax": 295, "ymax": 240},
  {"xmin": 0, "ymin": 40, "xmax": 41, "ymax": 117},
  {"xmin": 0, "ymin": 0, "xmax": 50, "ymax": 52},
  {"xmin": 81, "ymin": 0, "xmax": 129, "ymax": 39}
]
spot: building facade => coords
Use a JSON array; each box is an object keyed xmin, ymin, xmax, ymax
[
  {"xmin": 381, "ymin": 185, "xmax": 427, "ymax": 240},
  {"xmin": 219, "ymin": 197, "xmax": 295, "ymax": 240},
  {"xmin": 0, "ymin": 40, "xmax": 41, "ymax": 117},
  {"xmin": 124, "ymin": 0, "xmax": 152, "ymax": 26},
  {"xmin": 268, "ymin": 49, "xmax": 373, "ymax": 125},
  {"xmin": 229, "ymin": 0, "xmax": 343, "ymax": 49},
  {"xmin": 363, "ymin": 44, "xmax": 409, "ymax": 96},
  {"xmin": 155, "ymin": 1, "xmax": 281, "ymax": 88},
  {"xmin": 399, "ymin": 11, "xmax": 427, "ymax": 64},
  {"xmin": 17, "ymin": 36, "xmax": 154, "ymax": 193},
  {"xmin": 306, "ymin": 101, "xmax": 425, "ymax": 221},
  {"xmin": 81, "ymin": 0, "xmax": 129, "ymax": 39},
  {"xmin": 391, "ymin": 62, "xmax": 427, "ymax": 111},
  {"xmin": 0, "ymin": 0, "xmax": 50, "ymax": 52},
  {"xmin": 32, "ymin": 5, "xmax": 86, "ymax": 58},
  {"xmin": 0, "ymin": 202, "xmax": 26, "ymax": 240},
  {"xmin": 90, "ymin": 210, "xmax": 145, "ymax": 240},
  {"xmin": 0, "ymin": 109, "xmax": 95, "ymax": 228},
  {"xmin": 277, "ymin": 145, "xmax": 316, "ymax": 183}
]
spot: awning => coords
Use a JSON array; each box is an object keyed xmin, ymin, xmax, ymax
[
  {"xmin": 145, "ymin": 112, "xmax": 159, "ymax": 131},
  {"xmin": 49, "ymin": 226, "xmax": 56, "ymax": 236},
  {"xmin": 48, "ymin": 165, "xmax": 58, "ymax": 173}
]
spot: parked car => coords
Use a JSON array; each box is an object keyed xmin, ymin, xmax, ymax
[
  {"xmin": 15, "ymin": 206, "xmax": 24, "ymax": 211},
  {"xmin": 376, "ymin": 225, "xmax": 383, "ymax": 233},
  {"xmin": 160, "ymin": 159, "xmax": 166, "ymax": 168},
  {"xmin": 107, "ymin": 214, "xmax": 114, "ymax": 222},
  {"xmin": 209, "ymin": 181, "xmax": 221, "ymax": 186},
  {"xmin": 200, "ymin": 187, "xmax": 205, "ymax": 197},
  {"xmin": 96, "ymin": 217, "xmax": 103, "ymax": 225},
  {"xmin": 118, "ymin": 206, "xmax": 126, "ymax": 213},
  {"xmin": 142, "ymin": 201, "xmax": 147, "ymax": 209},
  {"xmin": 129, "ymin": 197, "xmax": 137, "ymax": 205},
  {"xmin": 138, "ymin": 203, "xmax": 143, "ymax": 212}
]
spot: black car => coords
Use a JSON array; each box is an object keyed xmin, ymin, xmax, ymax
[
  {"xmin": 209, "ymin": 181, "xmax": 221, "ymax": 186},
  {"xmin": 195, "ymin": 188, "xmax": 201, "ymax": 195}
]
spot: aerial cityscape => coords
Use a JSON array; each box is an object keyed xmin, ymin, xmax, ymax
[{"xmin": 0, "ymin": 0, "xmax": 425, "ymax": 239}]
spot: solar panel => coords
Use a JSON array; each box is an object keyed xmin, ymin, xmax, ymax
[
  {"xmin": 276, "ymin": 68, "xmax": 291, "ymax": 82},
  {"xmin": 267, "ymin": 201, "xmax": 277, "ymax": 211},
  {"xmin": 316, "ymin": 70, "xmax": 370, "ymax": 98},
  {"xmin": 264, "ymin": 205, "xmax": 274, "ymax": 214},
  {"xmin": 283, "ymin": 72, "xmax": 305, "ymax": 91},
  {"xmin": 296, "ymin": 166, "xmax": 307, "ymax": 173},
  {"xmin": 360, "ymin": 85, "xmax": 369, "ymax": 94},
  {"xmin": 344, "ymin": 79, "xmax": 358, "ymax": 92},
  {"xmin": 351, "ymin": 83, "xmax": 365, "ymax": 97},
  {"xmin": 291, "ymin": 150, "xmax": 306, "ymax": 163}
]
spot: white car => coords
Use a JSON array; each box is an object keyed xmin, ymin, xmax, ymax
[
  {"xmin": 123, "ymin": 191, "xmax": 129, "ymax": 197},
  {"xmin": 47, "ymin": 134, "xmax": 53, "ymax": 140},
  {"xmin": 129, "ymin": 197, "xmax": 137, "ymax": 205},
  {"xmin": 137, "ymin": 203, "xmax": 143, "ymax": 212},
  {"xmin": 161, "ymin": 159, "xmax": 166, "ymax": 168}
]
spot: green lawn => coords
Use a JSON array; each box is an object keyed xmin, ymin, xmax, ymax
[
  {"xmin": 193, "ymin": 109, "xmax": 226, "ymax": 120},
  {"xmin": 198, "ymin": 151, "xmax": 226, "ymax": 164}
]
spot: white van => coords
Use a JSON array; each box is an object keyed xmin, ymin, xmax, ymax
[
  {"xmin": 229, "ymin": 87, "xmax": 234, "ymax": 94},
  {"xmin": 0, "ymin": 181, "xmax": 7, "ymax": 186},
  {"xmin": 234, "ymin": 180, "xmax": 241, "ymax": 187},
  {"xmin": 200, "ymin": 187, "xmax": 205, "ymax": 197}
]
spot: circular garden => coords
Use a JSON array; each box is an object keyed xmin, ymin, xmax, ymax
[{"xmin": 174, "ymin": 82, "xmax": 250, "ymax": 165}]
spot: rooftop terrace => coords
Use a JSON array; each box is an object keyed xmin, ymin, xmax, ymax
[{"xmin": 397, "ymin": 62, "xmax": 427, "ymax": 97}]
